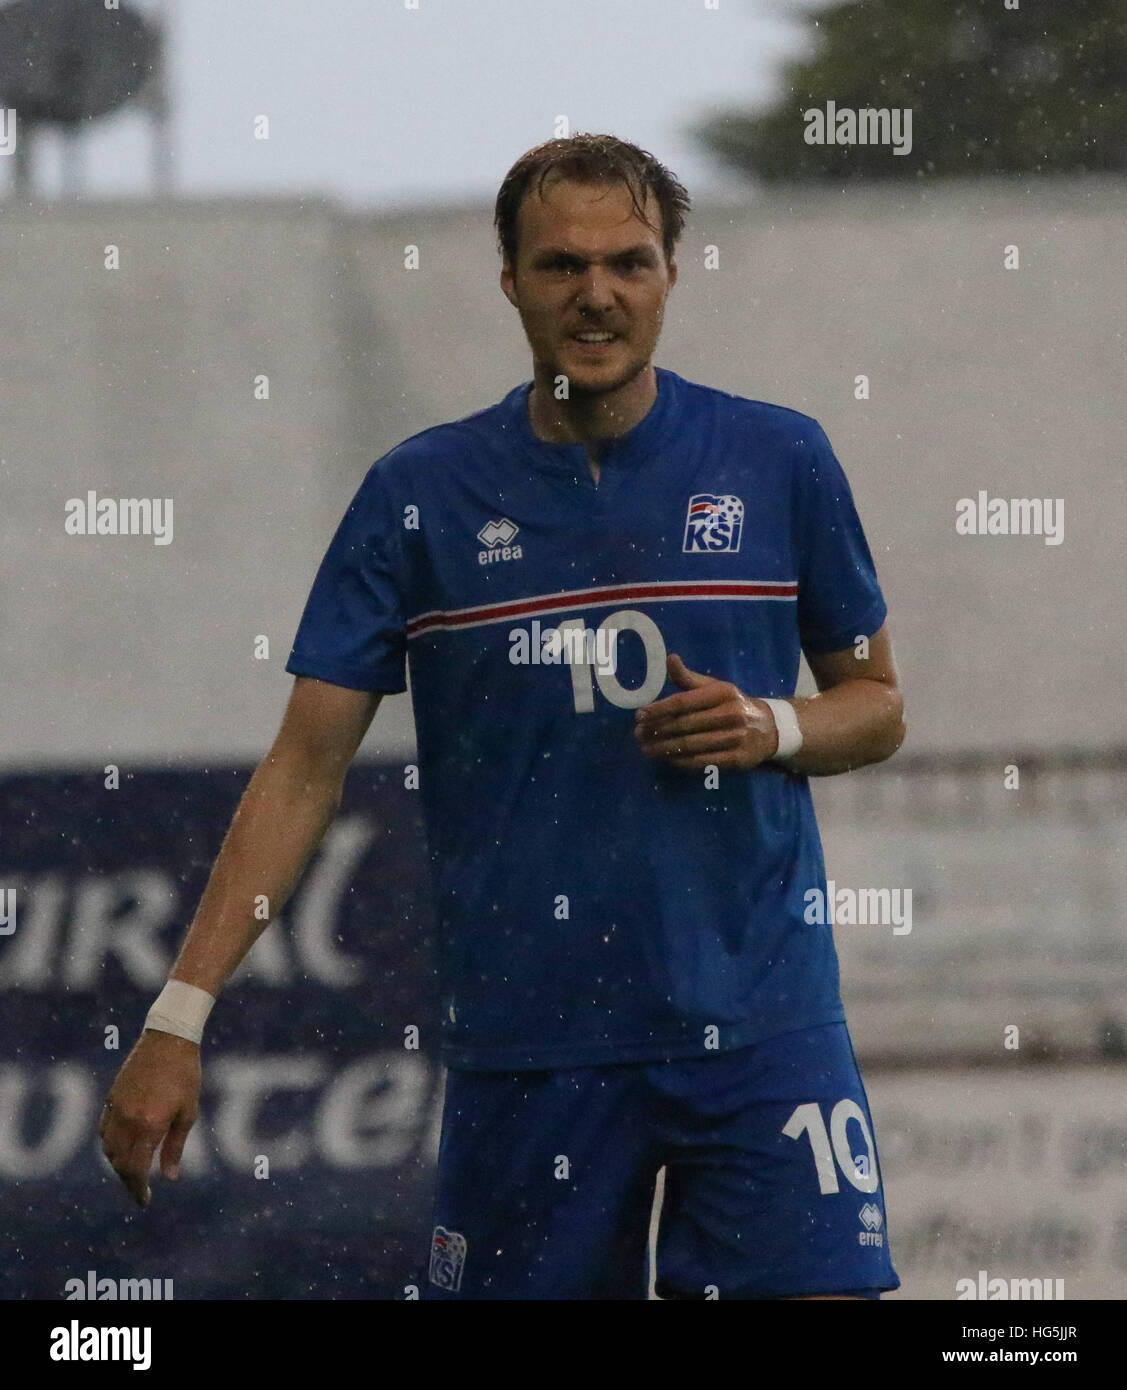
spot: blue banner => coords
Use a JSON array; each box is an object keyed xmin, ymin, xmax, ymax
[{"xmin": 0, "ymin": 765, "xmax": 440, "ymax": 1300}]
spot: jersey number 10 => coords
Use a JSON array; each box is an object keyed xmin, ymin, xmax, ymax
[
  {"xmin": 783, "ymin": 1100, "xmax": 880, "ymax": 1194},
  {"xmin": 559, "ymin": 609, "xmax": 667, "ymax": 714}
]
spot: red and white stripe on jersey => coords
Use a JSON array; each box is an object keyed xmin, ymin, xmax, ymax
[{"xmin": 405, "ymin": 578, "xmax": 798, "ymax": 640}]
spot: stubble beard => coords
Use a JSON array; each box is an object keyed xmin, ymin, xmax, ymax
[{"xmin": 542, "ymin": 341, "xmax": 653, "ymax": 400}]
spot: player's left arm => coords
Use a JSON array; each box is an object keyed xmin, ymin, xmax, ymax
[
  {"xmin": 634, "ymin": 621, "xmax": 905, "ymax": 778},
  {"xmin": 783, "ymin": 620, "xmax": 905, "ymax": 775}
]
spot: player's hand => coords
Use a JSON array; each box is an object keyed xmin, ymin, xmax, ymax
[
  {"xmin": 633, "ymin": 653, "xmax": 780, "ymax": 772},
  {"xmin": 99, "ymin": 1030, "xmax": 202, "ymax": 1208}
]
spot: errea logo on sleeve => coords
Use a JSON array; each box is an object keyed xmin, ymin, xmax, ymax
[
  {"xmin": 683, "ymin": 494, "xmax": 743, "ymax": 552},
  {"xmin": 477, "ymin": 518, "xmax": 522, "ymax": 564}
]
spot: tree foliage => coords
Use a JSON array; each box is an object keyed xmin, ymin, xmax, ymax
[{"xmin": 693, "ymin": 0, "xmax": 1127, "ymax": 181}]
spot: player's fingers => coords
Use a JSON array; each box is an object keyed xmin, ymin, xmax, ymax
[
  {"xmin": 666, "ymin": 653, "xmax": 713, "ymax": 689},
  {"xmin": 640, "ymin": 730, "xmax": 744, "ymax": 760},
  {"xmin": 99, "ymin": 1108, "xmax": 134, "ymax": 1168},
  {"xmin": 635, "ymin": 705, "xmax": 740, "ymax": 742},
  {"xmin": 158, "ymin": 1112, "xmax": 196, "ymax": 1181},
  {"xmin": 636, "ymin": 680, "xmax": 732, "ymax": 723},
  {"xmin": 115, "ymin": 1129, "xmax": 163, "ymax": 1208}
]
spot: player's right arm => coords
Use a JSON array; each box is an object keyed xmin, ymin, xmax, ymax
[{"xmin": 98, "ymin": 677, "xmax": 383, "ymax": 1208}]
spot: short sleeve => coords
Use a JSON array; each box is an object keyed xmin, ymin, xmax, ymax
[
  {"xmin": 285, "ymin": 461, "xmax": 408, "ymax": 693},
  {"xmin": 793, "ymin": 421, "xmax": 887, "ymax": 655}
]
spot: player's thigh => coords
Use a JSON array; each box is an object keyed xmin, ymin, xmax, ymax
[
  {"xmin": 423, "ymin": 1063, "xmax": 660, "ymax": 1299},
  {"xmin": 652, "ymin": 1022, "xmax": 899, "ymax": 1300}
]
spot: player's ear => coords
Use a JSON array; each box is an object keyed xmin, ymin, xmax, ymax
[
  {"xmin": 500, "ymin": 262, "xmax": 518, "ymax": 307},
  {"xmin": 665, "ymin": 258, "xmax": 678, "ymax": 289}
]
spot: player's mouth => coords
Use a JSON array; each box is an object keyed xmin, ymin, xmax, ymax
[{"xmin": 569, "ymin": 330, "xmax": 621, "ymax": 355}]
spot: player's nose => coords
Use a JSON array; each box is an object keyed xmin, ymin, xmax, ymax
[{"xmin": 574, "ymin": 268, "xmax": 617, "ymax": 312}]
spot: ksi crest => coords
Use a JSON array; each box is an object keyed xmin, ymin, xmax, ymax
[
  {"xmin": 428, "ymin": 1225, "xmax": 468, "ymax": 1291},
  {"xmin": 683, "ymin": 493, "xmax": 744, "ymax": 553}
]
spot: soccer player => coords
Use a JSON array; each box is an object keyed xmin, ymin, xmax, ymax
[{"xmin": 100, "ymin": 134, "xmax": 906, "ymax": 1301}]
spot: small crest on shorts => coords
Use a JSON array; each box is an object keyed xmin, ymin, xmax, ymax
[{"xmin": 428, "ymin": 1225, "xmax": 468, "ymax": 1291}]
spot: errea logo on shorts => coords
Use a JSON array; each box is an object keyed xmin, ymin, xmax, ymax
[
  {"xmin": 683, "ymin": 494, "xmax": 743, "ymax": 553},
  {"xmin": 477, "ymin": 517, "xmax": 523, "ymax": 564},
  {"xmin": 858, "ymin": 1203, "xmax": 884, "ymax": 1246}
]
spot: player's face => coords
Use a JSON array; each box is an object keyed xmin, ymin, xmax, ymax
[{"xmin": 500, "ymin": 178, "xmax": 677, "ymax": 396}]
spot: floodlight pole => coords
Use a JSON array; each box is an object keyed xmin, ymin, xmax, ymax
[
  {"xmin": 146, "ymin": 0, "xmax": 173, "ymax": 192},
  {"xmin": 60, "ymin": 124, "xmax": 83, "ymax": 198},
  {"xmin": 11, "ymin": 118, "xmax": 33, "ymax": 196}
]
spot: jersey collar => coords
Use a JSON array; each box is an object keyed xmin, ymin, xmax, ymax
[{"xmin": 504, "ymin": 366, "xmax": 677, "ymax": 481}]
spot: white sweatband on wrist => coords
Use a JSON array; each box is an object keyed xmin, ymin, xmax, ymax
[
  {"xmin": 761, "ymin": 698, "xmax": 803, "ymax": 762},
  {"xmin": 145, "ymin": 980, "xmax": 215, "ymax": 1045}
]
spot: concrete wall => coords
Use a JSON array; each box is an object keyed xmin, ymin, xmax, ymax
[{"xmin": 2, "ymin": 178, "xmax": 1124, "ymax": 766}]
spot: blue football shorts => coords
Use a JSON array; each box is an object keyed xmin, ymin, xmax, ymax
[{"xmin": 420, "ymin": 1021, "xmax": 900, "ymax": 1299}]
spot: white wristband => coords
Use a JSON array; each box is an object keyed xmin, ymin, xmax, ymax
[
  {"xmin": 761, "ymin": 698, "xmax": 803, "ymax": 762},
  {"xmin": 145, "ymin": 979, "xmax": 215, "ymax": 1045}
]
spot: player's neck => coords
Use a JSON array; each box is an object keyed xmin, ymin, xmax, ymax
[{"xmin": 525, "ymin": 363, "xmax": 658, "ymax": 460}]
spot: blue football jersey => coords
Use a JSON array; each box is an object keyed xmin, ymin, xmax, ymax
[{"xmin": 285, "ymin": 368, "xmax": 888, "ymax": 1069}]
